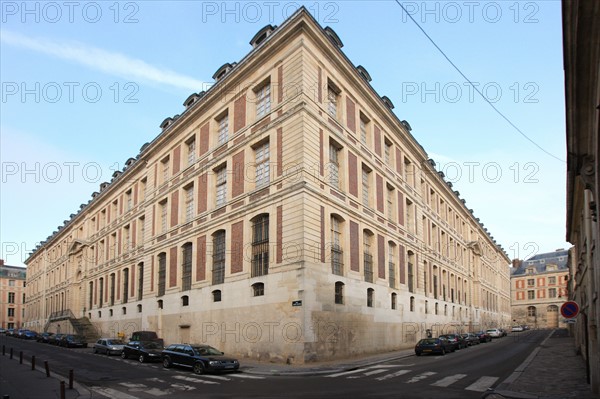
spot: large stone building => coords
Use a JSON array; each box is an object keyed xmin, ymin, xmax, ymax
[
  {"xmin": 0, "ymin": 260, "xmax": 27, "ymax": 330},
  {"xmin": 563, "ymin": 0, "xmax": 600, "ymax": 393},
  {"xmin": 510, "ymin": 249, "xmax": 569, "ymax": 329},
  {"xmin": 23, "ymin": 8, "xmax": 511, "ymax": 362}
]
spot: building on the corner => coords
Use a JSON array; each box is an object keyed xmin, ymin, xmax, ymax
[
  {"xmin": 0, "ymin": 260, "xmax": 27, "ymax": 330},
  {"xmin": 23, "ymin": 8, "xmax": 511, "ymax": 363},
  {"xmin": 563, "ymin": 0, "xmax": 600, "ymax": 394},
  {"xmin": 510, "ymin": 249, "xmax": 570, "ymax": 329}
]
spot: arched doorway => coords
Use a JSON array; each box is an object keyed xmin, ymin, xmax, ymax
[{"xmin": 547, "ymin": 305, "xmax": 559, "ymax": 328}]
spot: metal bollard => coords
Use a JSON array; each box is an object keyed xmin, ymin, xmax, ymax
[
  {"xmin": 69, "ymin": 369, "xmax": 74, "ymax": 389},
  {"xmin": 60, "ymin": 381, "xmax": 65, "ymax": 399},
  {"xmin": 31, "ymin": 355, "xmax": 35, "ymax": 370},
  {"xmin": 9, "ymin": 348, "xmax": 13, "ymax": 359},
  {"xmin": 19, "ymin": 351, "xmax": 23, "ymax": 364},
  {"xmin": 44, "ymin": 360, "xmax": 50, "ymax": 377}
]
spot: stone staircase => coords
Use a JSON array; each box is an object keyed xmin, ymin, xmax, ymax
[{"xmin": 70, "ymin": 317, "xmax": 99, "ymax": 342}]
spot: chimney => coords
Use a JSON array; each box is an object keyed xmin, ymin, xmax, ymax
[{"xmin": 0, "ymin": 259, "xmax": 4, "ymax": 266}]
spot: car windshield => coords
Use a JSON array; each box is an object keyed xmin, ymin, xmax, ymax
[
  {"xmin": 141, "ymin": 341, "xmax": 161, "ymax": 349},
  {"xmin": 192, "ymin": 346, "xmax": 223, "ymax": 356}
]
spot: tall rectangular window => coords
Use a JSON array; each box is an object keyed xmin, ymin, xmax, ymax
[
  {"xmin": 251, "ymin": 215, "xmax": 269, "ymax": 277},
  {"xmin": 186, "ymin": 137, "xmax": 196, "ymax": 165},
  {"xmin": 384, "ymin": 139, "xmax": 392, "ymax": 164},
  {"xmin": 217, "ymin": 113, "xmax": 229, "ymax": 145},
  {"xmin": 123, "ymin": 268, "xmax": 129, "ymax": 304},
  {"xmin": 185, "ymin": 185, "xmax": 194, "ymax": 223},
  {"xmin": 158, "ymin": 254, "xmax": 166, "ymax": 297},
  {"xmin": 8, "ymin": 292, "xmax": 15, "ymax": 303},
  {"xmin": 363, "ymin": 232, "xmax": 373, "ymax": 283},
  {"xmin": 124, "ymin": 225, "xmax": 131, "ymax": 252},
  {"xmin": 527, "ymin": 290, "xmax": 535, "ymax": 300},
  {"xmin": 255, "ymin": 141, "xmax": 270, "ymax": 187},
  {"xmin": 109, "ymin": 273, "xmax": 116, "ymax": 306},
  {"xmin": 7, "ymin": 308, "xmax": 14, "ymax": 317},
  {"xmin": 161, "ymin": 156, "xmax": 170, "ymax": 184},
  {"xmin": 387, "ymin": 185, "xmax": 394, "ymax": 220},
  {"xmin": 137, "ymin": 263, "xmax": 144, "ymax": 300},
  {"xmin": 160, "ymin": 200, "xmax": 168, "ymax": 233},
  {"xmin": 406, "ymin": 199, "xmax": 415, "ymax": 234},
  {"xmin": 212, "ymin": 231, "xmax": 226, "ymax": 284},
  {"xmin": 331, "ymin": 216, "xmax": 343, "ymax": 276},
  {"xmin": 388, "ymin": 243, "xmax": 396, "ymax": 289},
  {"xmin": 408, "ymin": 253, "xmax": 415, "ymax": 293},
  {"xmin": 256, "ymin": 82, "xmax": 271, "ymax": 118},
  {"xmin": 327, "ymin": 83, "xmax": 339, "ymax": 118},
  {"xmin": 362, "ymin": 166, "xmax": 371, "ymax": 207},
  {"xmin": 182, "ymin": 243, "xmax": 192, "ymax": 291},
  {"xmin": 99, "ymin": 277, "xmax": 104, "ymax": 307},
  {"xmin": 360, "ymin": 114, "xmax": 369, "ymax": 145},
  {"xmin": 126, "ymin": 190, "xmax": 132, "ymax": 212},
  {"xmin": 215, "ymin": 166, "xmax": 227, "ymax": 207},
  {"xmin": 329, "ymin": 143, "xmax": 341, "ymax": 189}
]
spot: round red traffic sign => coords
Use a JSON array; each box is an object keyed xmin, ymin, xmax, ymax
[{"xmin": 560, "ymin": 301, "xmax": 579, "ymax": 319}]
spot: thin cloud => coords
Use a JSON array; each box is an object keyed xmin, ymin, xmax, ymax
[{"xmin": 1, "ymin": 29, "xmax": 207, "ymax": 91}]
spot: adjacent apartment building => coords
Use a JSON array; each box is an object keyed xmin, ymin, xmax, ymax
[
  {"xmin": 0, "ymin": 260, "xmax": 27, "ymax": 330},
  {"xmin": 23, "ymin": 8, "xmax": 511, "ymax": 363},
  {"xmin": 510, "ymin": 249, "xmax": 569, "ymax": 329},
  {"xmin": 563, "ymin": 0, "xmax": 600, "ymax": 393}
]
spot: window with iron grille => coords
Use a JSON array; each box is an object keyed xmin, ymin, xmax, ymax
[
  {"xmin": 527, "ymin": 306, "xmax": 536, "ymax": 316},
  {"xmin": 185, "ymin": 185, "xmax": 194, "ymax": 223},
  {"xmin": 137, "ymin": 263, "xmax": 144, "ymax": 300},
  {"xmin": 158, "ymin": 253, "xmax": 166, "ymax": 297},
  {"xmin": 215, "ymin": 166, "xmax": 227, "ymax": 207},
  {"xmin": 99, "ymin": 277, "xmax": 104, "ymax": 307},
  {"xmin": 388, "ymin": 243, "xmax": 396, "ymax": 289},
  {"xmin": 363, "ymin": 232, "xmax": 373, "ymax": 283},
  {"xmin": 212, "ymin": 231, "xmax": 226, "ymax": 284},
  {"xmin": 218, "ymin": 114, "xmax": 229, "ymax": 145},
  {"xmin": 256, "ymin": 83, "xmax": 271, "ymax": 118},
  {"xmin": 255, "ymin": 142, "xmax": 270, "ymax": 187},
  {"xmin": 335, "ymin": 282, "xmax": 344, "ymax": 304},
  {"xmin": 122, "ymin": 268, "xmax": 129, "ymax": 304},
  {"xmin": 182, "ymin": 243, "xmax": 192, "ymax": 291},
  {"xmin": 252, "ymin": 215, "xmax": 269, "ymax": 277},
  {"xmin": 331, "ymin": 216, "xmax": 343, "ymax": 275},
  {"xmin": 109, "ymin": 273, "xmax": 116, "ymax": 306},
  {"xmin": 408, "ymin": 262, "xmax": 414, "ymax": 293}
]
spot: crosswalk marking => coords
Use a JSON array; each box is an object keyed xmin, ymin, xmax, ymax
[
  {"xmin": 465, "ymin": 376, "xmax": 499, "ymax": 392},
  {"xmin": 406, "ymin": 371, "xmax": 437, "ymax": 383},
  {"xmin": 376, "ymin": 369, "xmax": 411, "ymax": 381},
  {"xmin": 173, "ymin": 375, "xmax": 219, "ymax": 385},
  {"xmin": 325, "ymin": 368, "xmax": 369, "ymax": 378},
  {"xmin": 369, "ymin": 364, "xmax": 414, "ymax": 368},
  {"xmin": 431, "ymin": 374, "xmax": 467, "ymax": 387},
  {"xmin": 228, "ymin": 373, "xmax": 266, "ymax": 379},
  {"xmin": 198, "ymin": 374, "xmax": 232, "ymax": 381},
  {"xmin": 91, "ymin": 387, "xmax": 140, "ymax": 399},
  {"xmin": 348, "ymin": 369, "xmax": 388, "ymax": 379}
]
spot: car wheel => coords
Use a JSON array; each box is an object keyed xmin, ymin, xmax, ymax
[
  {"xmin": 163, "ymin": 357, "xmax": 172, "ymax": 368},
  {"xmin": 105, "ymin": 349, "xmax": 110, "ymax": 355},
  {"xmin": 193, "ymin": 362, "xmax": 205, "ymax": 375},
  {"xmin": 138, "ymin": 355, "xmax": 145, "ymax": 363},
  {"xmin": 121, "ymin": 352, "xmax": 127, "ymax": 359},
  {"xmin": 415, "ymin": 352, "xmax": 421, "ymax": 356}
]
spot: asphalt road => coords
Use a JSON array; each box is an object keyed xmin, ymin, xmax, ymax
[{"xmin": 0, "ymin": 330, "xmax": 545, "ymax": 399}]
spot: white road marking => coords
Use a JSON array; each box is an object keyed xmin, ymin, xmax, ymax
[
  {"xmin": 145, "ymin": 388, "xmax": 171, "ymax": 397},
  {"xmin": 147, "ymin": 378, "xmax": 166, "ymax": 383},
  {"xmin": 325, "ymin": 368, "xmax": 369, "ymax": 378},
  {"xmin": 465, "ymin": 376, "xmax": 499, "ymax": 392},
  {"xmin": 197, "ymin": 374, "xmax": 232, "ymax": 381},
  {"xmin": 228, "ymin": 373, "xmax": 266, "ymax": 379},
  {"xmin": 171, "ymin": 383, "xmax": 197, "ymax": 391},
  {"xmin": 376, "ymin": 369, "xmax": 412, "ymax": 381},
  {"xmin": 406, "ymin": 371, "xmax": 437, "ymax": 383},
  {"xmin": 91, "ymin": 387, "xmax": 140, "ymax": 399},
  {"xmin": 431, "ymin": 374, "xmax": 467, "ymax": 387},
  {"xmin": 173, "ymin": 375, "xmax": 219, "ymax": 385},
  {"xmin": 368, "ymin": 364, "xmax": 414, "ymax": 368},
  {"xmin": 364, "ymin": 369, "xmax": 388, "ymax": 376}
]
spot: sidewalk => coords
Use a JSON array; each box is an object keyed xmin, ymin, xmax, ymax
[{"xmin": 0, "ymin": 351, "xmax": 90, "ymax": 399}]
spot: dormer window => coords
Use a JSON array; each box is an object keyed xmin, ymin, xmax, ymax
[
  {"xmin": 381, "ymin": 95, "xmax": 395, "ymax": 110},
  {"xmin": 250, "ymin": 24, "xmax": 275, "ymax": 48},
  {"xmin": 324, "ymin": 26, "xmax": 344, "ymax": 48},
  {"xmin": 160, "ymin": 117, "xmax": 173, "ymax": 130},
  {"xmin": 401, "ymin": 120, "xmax": 412, "ymax": 132},
  {"xmin": 183, "ymin": 91, "xmax": 205, "ymax": 108},
  {"xmin": 212, "ymin": 62, "xmax": 237, "ymax": 81},
  {"xmin": 356, "ymin": 65, "xmax": 372, "ymax": 82}
]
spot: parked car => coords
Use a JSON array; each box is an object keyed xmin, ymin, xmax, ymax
[
  {"xmin": 162, "ymin": 344, "xmax": 240, "ymax": 374},
  {"xmin": 0, "ymin": 328, "xmax": 6, "ymax": 334},
  {"xmin": 415, "ymin": 338, "xmax": 453, "ymax": 356},
  {"xmin": 6, "ymin": 329, "xmax": 15, "ymax": 337},
  {"xmin": 16, "ymin": 329, "xmax": 28, "ymax": 338},
  {"xmin": 460, "ymin": 333, "xmax": 480, "ymax": 346},
  {"xmin": 498, "ymin": 328, "xmax": 508, "ymax": 337},
  {"xmin": 130, "ymin": 331, "xmax": 164, "ymax": 347},
  {"xmin": 59, "ymin": 334, "xmax": 88, "ymax": 348},
  {"xmin": 121, "ymin": 340, "xmax": 163, "ymax": 363},
  {"xmin": 94, "ymin": 338, "xmax": 125, "ymax": 355},
  {"xmin": 49, "ymin": 333, "xmax": 65, "ymax": 345},
  {"xmin": 439, "ymin": 334, "xmax": 467, "ymax": 350},
  {"xmin": 22, "ymin": 330, "xmax": 38, "ymax": 340},
  {"xmin": 473, "ymin": 331, "xmax": 492, "ymax": 343},
  {"xmin": 511, "ymin": 325, "xmax": 524, "ymax": 332},
  {"xmin": 486, "ymin": 328, "xmax": 502, "ymax": 338},
  {"xmin": 37, "ymin": 332, "xmax": 54, "ymax": 343}
]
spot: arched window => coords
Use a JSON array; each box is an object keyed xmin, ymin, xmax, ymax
[
  {"xmin": 122, "ymin": 307, "xmax": 127, "ymax": 315},
  {"xmin": 391, "ymin": 293, "xmax": 397, "ymax": 310},
  {"xmin": 410, "ymin": 296, "xmax": 415, "ymax": 312},
  {"xmin": 181, "ymin": 295, "xmax": 189, "ymax": 306},
  {"xmin": 252, "ymin": 283, "xmax": 264, "ymax": 297},
  {"xmin": 157, "ymin": 299, "xmax": 163, "ymax": 309},
  {"xmin": 547, "ymin": 305, "xmax": 558, "ymax": 312},
  {"xmin": 335, "ymin": 282, "xmax": 344, "ymax": 304},
  {"xmin": 212, "ymin": 290, "xmax": 222, "ymax": 302},
  {"xmin": 137, "ymin": 304, "xmax": 142, "ymax": 313}
]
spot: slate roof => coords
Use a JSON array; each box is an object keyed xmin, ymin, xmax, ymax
[{"xmin": 510, "ymin": 249, "xmax": 569, "ymax": 276}]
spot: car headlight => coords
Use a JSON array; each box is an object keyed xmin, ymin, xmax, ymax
[{"xmin": 209, "ymin": 361, "xmax": 219, "ymax": 366}]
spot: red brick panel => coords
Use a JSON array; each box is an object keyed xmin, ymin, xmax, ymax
[
  {"xmin": 395, "ymin": 148, "xmax": 402, "ymax": 175},
  {"xmin": 198, "ymin": 174, "xmax": 207, "ymax": 213},
  {"xmin": 537, "ymin": 278, "xmax": 545, "ymax": 287},
  {"xmin": 232, "ymin": 150, "xmax": 245, "ymax": 198},
  {"xmin": 234, "ymin": 95, "xmax": 246, "ymax": 133},
  {"xmin": 346, "ymin": 96, "xmax": 356, "ymax": 133},
  {"xmin": 399, "ymin": 245, "xmax": 406, "ymax": 284},
  {"xmin": 376, "ymin": 174, "xmax": 384, "ymax": 213},
  {"xmin": 133, "ymin": 183, "xmax": 138, "ymax": 205},
  {"xmin": 200, "ymin": 122, "xmax": 210, "ymax": 156},
  {"xmin": 348, "ymin": 151, "xmax": 358, "ymax": 197},
  {"xmin": 196, "ymin": 235, "xmax": 206, "ymax": 281},
  {"xmin": 231, "ymin": 221, "xmax": 244, "ymax": 274},
  {"xmin": 378, "ymin": 234, "xmax": 385, "ymax": 279},
  {"xmin": 538, "ymin": 290, "xmax": 545, "ymax": 299},
  {"xmin": 170, "ymin": 191, "xmax": 179, "ymax": 227},
  {"xmin": 397, "ymin": 191, "xmax": 404, "ymax": 226},
  {"xmin": 169, "ymin": 246, "xmax": 177, "ymax": 287},
  {"xmin": 350, "ymin": 221, "xmax": 359, "ymax": 272},
  {"xmin": 276, "ymin": 206, "xmax": 283, "ymax": 263},
  {"xmin": 374, "ymin": 125, "xmax": 382, "ymax": 156},
  {"xmin": 173, "ymin": 145, "xmax": 181, "ymax": 175}
]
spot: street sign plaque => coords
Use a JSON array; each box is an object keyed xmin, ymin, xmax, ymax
[{"xmin": 560, "ymin": 301, "xmax": 579, "ymax": 319}]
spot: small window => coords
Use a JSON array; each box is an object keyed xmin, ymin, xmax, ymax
[
  {"xmin": 182, "ymin": 295, "xmax": 189, "ymax": 306},
  {"xmin": 391, "ymin": 293, "xmax": 397, "ymax": 310},
  {"xmin": 137, "ymin": 304, "xmax": 142, "ymax": 313},
  {"xmin": 122, "ymin": 307, "xmax": 127, "ymax": 315},
  {"xmin": 335, "ymin": 282, "xmax": 344, "ymax": 304},
  {"xmin": 157, "ymin": 299, "xmax": 163, "ymax": 309},
  {"xmin": 213, "ymin": 290, "xmax": 222, "ymax": 302},
  {"xmin": 109, "ymin": 309, "xmax": 113, "ymax": 317},
  {"xmin": 367, "ymin": 288, "xmax": 374, "ymax": 307},
  {"xmin": 252, "ymin": 283, "xmax": 264, "ymax": 297},
  {"xmin": 410, "ymin": 296, "xmax": 415, "ymax": 312}
]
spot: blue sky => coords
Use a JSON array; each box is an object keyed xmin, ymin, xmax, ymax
[{"xmin": 0, "ymin": 1, "xmax": 568, "ymax": 267}]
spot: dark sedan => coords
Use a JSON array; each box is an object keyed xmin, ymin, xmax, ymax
[
  {"xmin": 473, "ymin": 331, "xmax": 492, "ymax": 343},
  {"xmin": 37, "ymin": 332, "xmax": 54, "ymax": 343},
  {"xmin": 439, "ymin": 333, "xmax": 467, "ymax": 349},
  {"xmin": 162, "ymin": 344, "xmax": 239, "ymax": 374},
  {"xmin": 59, "ymin": 334, "xmax": 88, "ymax": 348},
  {"xmin": 121, "ymin": 340, "xmax": 164, "ymax": 363},
  {"xmin": 461, "ymin": 333, "xmax": 480, "ymax": 346},
  {"xmin": 415, "ymin": 338, "xmax": 453, "ymax": 356}
]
